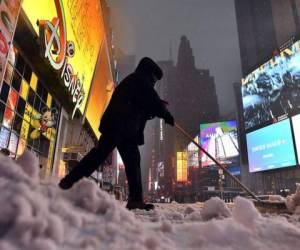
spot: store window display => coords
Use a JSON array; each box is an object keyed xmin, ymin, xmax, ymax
[{"xmin": 0, "ymin": 46, "xmax": 60, "ymax": 177}]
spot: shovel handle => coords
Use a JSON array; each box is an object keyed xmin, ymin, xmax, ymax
[{"xmin": 175, "ymin": 123, "xmax": 261, "ymax": 202}]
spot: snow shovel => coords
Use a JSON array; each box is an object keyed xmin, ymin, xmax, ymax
[{"xmin": 175, "ymin": 123, "xmax": 289, "ymax": 213}]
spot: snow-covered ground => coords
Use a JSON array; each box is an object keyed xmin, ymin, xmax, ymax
[{"xmin": 1, "ymin": 150, "xmax": 300, "ymax": 250}]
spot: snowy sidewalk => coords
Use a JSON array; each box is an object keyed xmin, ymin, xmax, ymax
[{"xmin": 1, "ymin": 151, "xmax": 300, "ymax": 250}]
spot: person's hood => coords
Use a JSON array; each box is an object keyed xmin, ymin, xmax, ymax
[{"xmin": 135, "ymin": 57, "xmax": 163, "ymax": 83}]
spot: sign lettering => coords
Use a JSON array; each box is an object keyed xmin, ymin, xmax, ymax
[{"xmin": 38, "ymin": 0, "xmax": 84, "ymax": 118}]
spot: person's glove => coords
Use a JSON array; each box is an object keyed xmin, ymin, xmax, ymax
[{"xmin": 164, "ymin": 112, "xmax": 174, "ymax": 126}]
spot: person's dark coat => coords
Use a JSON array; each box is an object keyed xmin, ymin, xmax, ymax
[{"xmin": 99, "ymin": 57, "xmax": 171, "ymax": 145}]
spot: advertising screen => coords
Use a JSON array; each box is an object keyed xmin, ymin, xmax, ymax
[
  {"xmin": 177, "ymin": 151, "xmax": 187, "ymax": 182},
  {"xmin": 187, "ymin": 136, "xmax": 199, "ymax": 168},
  {"xmin": 200, "ymin": 120, "xmax": 239, "ymax": 167},
  {"xmin": 22, "ymin": 0, "xmax": 105, "ymax": 117},
  {"xmin": 242, "ymin": 40, "xmax": 300, "ymax": 131},
  {"xmin": 246, "ymin": 119, "xmax": 296, "ymax": 173},
  {"xmin": 291, "ymin": 114, "xmax": 300, "ymax": 162}
]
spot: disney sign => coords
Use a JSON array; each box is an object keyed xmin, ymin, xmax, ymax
[{"xmin": 38, "ymin": 0, "xmax": 84, "ymax": 119}]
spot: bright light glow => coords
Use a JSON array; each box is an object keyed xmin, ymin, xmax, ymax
[
  {"xmin": 22, "ymin": 0, "xmax": 105, "ymax": 115},
  {"xmin": 177, "ymin": 152, "xmax": 187, "ymax": 182}
]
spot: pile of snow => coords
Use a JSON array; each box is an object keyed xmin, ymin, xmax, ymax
[
  {"xmin": 201, "ymin": 197, "xmax": 231, "ymax": 221},
  {"xmin": 0, "ymin": 152, "xmax": 171, "ymax": 250},
  {"xmin": 0, "ymin": 152, "xmax": 300, "ymax": 250},
  {"xmin": 286, "ymin": 183, "xmax": 300, "ymax": 214},
  {"xmin": 268, "ymin": 195, "xmax": 286, "ymax": 202},
  {"xmin": 15, "ymin": 149, "xmax": 40, "ymax": 180}
]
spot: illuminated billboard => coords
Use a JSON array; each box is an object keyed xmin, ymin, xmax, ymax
[
  {"xmin": 242, "ymin": 40, "xmax": 300, "ymax": 131},
  {"xmin": 291, "ymin": 114, "xmax": 300, "ymax": 163},
  {"xmin": 0, "ymin": 0, "xmax": 22, "ymax": 85},
  {"xmin": 85, "ymin": 43, "xmax": 114, "ymax": 138},
  {"xmin": 22, "ymin": 0, "xmax": 105, "ymax": 117},
  {"xmin": 246, "ymin": 119, "xmax": 296, "ymax": 173},
  {"xmin": 187, "ymin": 136, "xmax": 199, "ymax": 168},
  {"xmin": 177, "ymin": 151, "xmax": 187, "ymax": 182},
  {"xmin": 200, "ymin": 120, "xmax": 239, "ymax": 167}
]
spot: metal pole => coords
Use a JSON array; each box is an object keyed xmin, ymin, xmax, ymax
[{"xmin": 175, "ymin": 123, "xmax": 261, "ymax": 202}]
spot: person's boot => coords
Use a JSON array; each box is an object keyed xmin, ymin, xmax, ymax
[
  {"xmin": 58, "ymin": 169, "xmax": 84, "ymax": 190},
  {"xmin": 126, "ymin": 201, "xmax": 155, "ymax": 211},
  {"xmin": 58, "ymin": 176, "xmax": 75, "ymax": 190}
]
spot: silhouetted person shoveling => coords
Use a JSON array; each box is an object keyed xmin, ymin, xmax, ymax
[{"xmin": 59, "ymin": 57, "xmax": 174, "ymax": 211}]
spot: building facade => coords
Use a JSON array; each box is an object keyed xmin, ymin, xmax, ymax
[
  {"xmin": 235, "ymin": 0, "xmax": 300, "ymax": 194},
  {"xmin": 0, "ymin": 0, "xmax": 115, "ymax": 181},
  {"xmin": 235, "ymin": 0, "xmax": 300, "ymax": 75}
]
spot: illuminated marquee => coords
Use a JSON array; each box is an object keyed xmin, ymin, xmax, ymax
[
  {"xmin": 177, "ymin": 151, "xmax": 187, "ymax": 183},
  {"xmin": 38, "ymin": 0, "xmax": 84, "ymax": 118}
]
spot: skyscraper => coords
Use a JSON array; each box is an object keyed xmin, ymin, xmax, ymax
[
  {"xmin": 235, "ymin": 0, "xmax": 277, "ymax": 76},
  {"xmin": 174, "ymin": 36, "xmax": 219, "ymax": 151},
  {"xmin": 235, "ymin": 0, "xmax": 300, "ymax": 75},
  {"xmin": 145, "ymin": 36, "xmax": 219, "ymax": 197}
]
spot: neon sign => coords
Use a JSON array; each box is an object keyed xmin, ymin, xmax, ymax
[{"xmin": 38, "ymin": 0, "xmax": 84, "ymax": 118}]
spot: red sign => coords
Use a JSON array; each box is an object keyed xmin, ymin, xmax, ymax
[{"xmin": 0, "ymin": 0, "xmax": 22, "ymax": 86}]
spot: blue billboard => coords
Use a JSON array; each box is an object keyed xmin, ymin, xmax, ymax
[
  {"xmin": 246, "ymin": 119, "xmax": 296, "ymax": 173},
  {"xmin": 228, "ymin": 166, "xmax": 241, "ymax": 176}
]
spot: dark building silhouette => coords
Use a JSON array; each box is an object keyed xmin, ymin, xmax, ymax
[
  {"xmin": 235, "ymin": 0, "xmax": 277, "ymax": 76},
  {"xmin": 235, "ymin": 0, "xmax": 300, "ymax": 75},
  {"xmin": 235, "ymin": 0, "xmax": 300, "ymax": 194},
  {"xmin": 174, "ymin": 36, "xmax": 219, "ymax": 151},
  {"xmin": 145, "ymin": 36, "xmax": 219, "ymax": 198}
]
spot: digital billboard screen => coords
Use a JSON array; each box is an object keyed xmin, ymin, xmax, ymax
[
  {"xmin": 200, "ymin": 120, "xmax": 239, "ymax": 167},
  {"xmin": 177, "ymin": 151, "xmax": 187, "ymax": 182},
  {"xmin": 187, "ymin": 136, "xmax": 199, "ymax": 168},
  {"xmin": 291, "ymin": 114, "xmax": 300, "ymax": 162},
  {"xmin": 246, "ymin": 119, "xmax": 296, "ymax": 173},
  {"xmin": 242, "ymin": 40, "xmax": 300, "ymax": 131}
]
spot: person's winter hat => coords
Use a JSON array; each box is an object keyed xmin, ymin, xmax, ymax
[{"xmin": 135, "ymin": 57, "xmax": 163, "ymax": 80}]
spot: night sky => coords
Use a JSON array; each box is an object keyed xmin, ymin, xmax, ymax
[{"xmin": 109, "ymin": 0, "xmax": 242, "ymax": 115}]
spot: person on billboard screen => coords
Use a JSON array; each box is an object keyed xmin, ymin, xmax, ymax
[{"xmin": 59, "ymin": 57, "xmax": 174, "ymax": 211}]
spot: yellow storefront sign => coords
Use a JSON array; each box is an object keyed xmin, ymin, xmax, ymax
[
  {"xmin": 85, "ymin": 44, "xmax": 114, "ymax": 138},
  {"xmin": 22, "ymin": 0, "xmax": 105, "ymax": 117}
]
